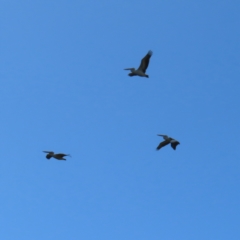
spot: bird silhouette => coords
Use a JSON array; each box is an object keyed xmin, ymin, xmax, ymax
[
  {"xmin": 156, "ymin": 134, "xmax": 180, "ymax": 150},
  {"xmin": 124, "ymin": 50, "xmax": 153, "ymax": 78},
  {"xmin": 43, "ymin": 151, "xmax": 71, "ymax": 160}
]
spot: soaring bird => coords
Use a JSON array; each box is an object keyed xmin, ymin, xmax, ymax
[
  {"xmin": 124, "ymin": 50, "xmax": 153, "ymax": 78},
  {"xmin": 43, "ymin": 151, "xmax": 71, "ymax": 160},
  {"xmin": 156, "ymin": 134, "xmax": 180, "ymax": 150}
]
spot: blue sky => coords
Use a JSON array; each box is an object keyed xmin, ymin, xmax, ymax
[{"xmin": 0, "ymin": 0, "xmax": 240, "ymax": 239}]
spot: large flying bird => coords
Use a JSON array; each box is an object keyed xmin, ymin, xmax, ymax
[
  {"xmin": 43, "ymin": 151, "xmax": 71, "ymax": 160},
  {"xmin": 124, "ymin": 50, "xmax": 153, "ymax": 78},
  {"xmin": 156, "ymin": 134, "xmax": 180, "ymax": 150}
]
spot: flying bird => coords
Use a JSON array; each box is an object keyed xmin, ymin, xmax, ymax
[
  {"xmin": 124, "ymin": 50, "xmax": 153, "ymax": 78},
  {"xmin": 156, "ymin": 134, "xmax": 180, "ymax": 150},
  {"xmin": 43, "ymin": 151, "xmax": 71, "ymax": 160}
]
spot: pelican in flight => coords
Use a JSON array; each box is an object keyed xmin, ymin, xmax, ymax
[
  {"xmin": 124, "ymin": 50, "xmax": 153, "ymax": 78},
  {"xmin": 156, "ymin": 134, "xmax": 180, "ymax": 150},
  {"xmin": 43, "ymin": 151, "xmax": 71, "ymax": 160}
]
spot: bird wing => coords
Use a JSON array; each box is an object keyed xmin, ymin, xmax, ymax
[
  {"xmin": 157, "ymin": 134, "xmax": 168, "ymax": 138},
  {"xmin": 43, "ymin": 151, "xmax": 54, "ymax": 154},
  {"xmin": 156, "ymin": 140, "xmax": 170, "ymax": 150},
  {"xmin": 138, "ymin": 51, "xmax": 153, "ymax": 73},
  {"xmin": 55, "ymin": 153, "xmax": 70, "ymax": 157},
  {"xmin": 170, "ymin": 141, "xmax": 180, "ymax": 150}
]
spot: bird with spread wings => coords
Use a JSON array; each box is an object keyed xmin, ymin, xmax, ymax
[
  {"xmin": 156, "ymin": 135, "xmax": 180, "ymax": 150},
  {"xmin": 43, "ymin": 151, "xmax": 71, "ymax": 160},
  {"xmin": 124, "ymin": 50, "xmax": 153, "ymax": 78}
]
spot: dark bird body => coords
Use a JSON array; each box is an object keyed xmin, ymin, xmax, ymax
[
  {"xmin": 156, "ymin": 134, "xmax": 180, "ymax": 150},
  {"xmin": 124, "ymin": 50, "xmax": 153, "ymax": 78},
  {"xmin": 43, "ymin": 151, "xmax": 71, "ymax": 160}
]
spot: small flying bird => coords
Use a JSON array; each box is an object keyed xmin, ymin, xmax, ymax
[
  {"xmin": 156, "ymin": 134, "xmax": 180, "ymax": 150},
  {"xmin": 124, "ymin": 50, "xmax": 153, "ymax": 78},
  {"xmin": 43, "ymin": 151, "xmax": 71, "ymax": 160}
]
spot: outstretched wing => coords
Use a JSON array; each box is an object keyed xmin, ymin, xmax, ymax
[
  {"xmin": 156, "ymin": 140, "xmax": 169, "ymax": 150},
  {"xmin": 170, "ymin": 141, "xmax": 180, "ymax": 150},
  {"xmin": 138, "ymin": 50, "xmax": 153, "ymax": 73},
  {"xmin": 157, "ymin": 134, "xmax": 168, "ymax": 138},
  {"xmin": 43, "ymin": 151, "xmax": 54, "ymax": 154},
  {"xmin": 43, "ymin": 151, "xmax": 54, "ymax": 159},
  {"xmin": 56, "ymin": 153, "xmax": 71, "ymax": 157}
]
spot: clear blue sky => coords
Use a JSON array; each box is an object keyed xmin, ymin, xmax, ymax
[{"xmin": 1, "ymin": 1, "xmax": 240, "ymax": 239}]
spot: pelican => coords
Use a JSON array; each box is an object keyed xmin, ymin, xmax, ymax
[
  {"xmin": 43, "ymin": 151, "xmax": 71, "ymax": 160},
  {"xmin": 124, "ymin": 50, "xmax": 153, "ymax": 78},
  {"xmin": 156, "ymin": 134, "xmax": 180, "ymax": 150}
]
